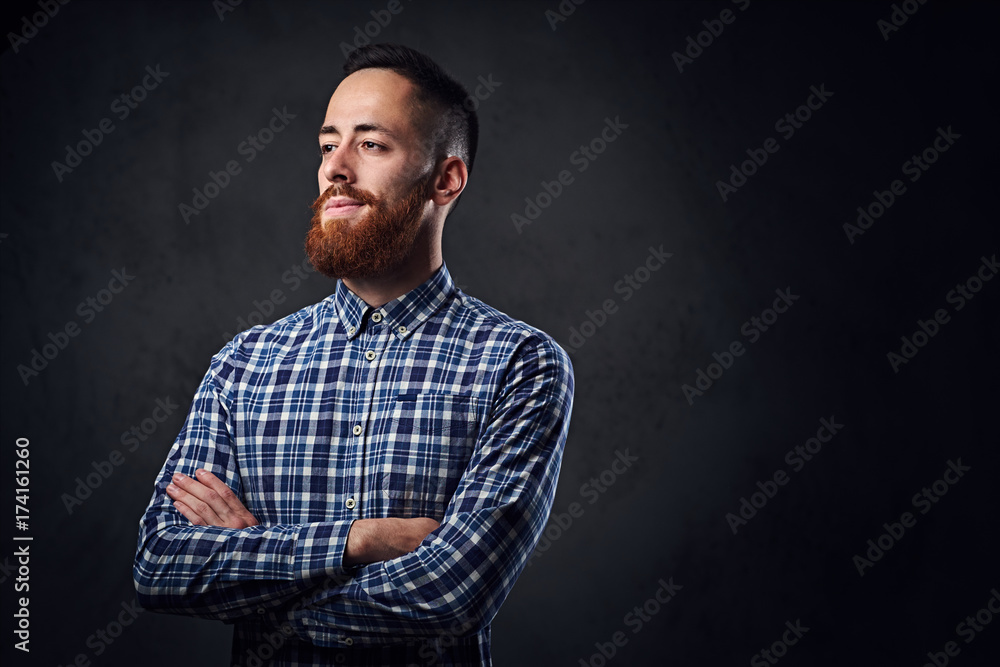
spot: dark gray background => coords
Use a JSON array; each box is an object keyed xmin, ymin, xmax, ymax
[{"xmin": 2, "ymin": 1, "xmax": 998, "ymax": 665}]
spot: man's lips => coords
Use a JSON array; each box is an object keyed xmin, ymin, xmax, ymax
[{"xmin": 324, "ymin": 197, "xmax": 366, "ymax": 216}]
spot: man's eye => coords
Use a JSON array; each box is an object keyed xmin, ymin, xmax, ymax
[
  {"xmin": 319, "ymin": 144, "xmax": 336, "ymax": 155},
  {"xmin": 361, "ymin": 141, "xmax": 383, "ymax": 151}
]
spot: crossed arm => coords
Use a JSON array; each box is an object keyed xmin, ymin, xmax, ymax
[
  {"xmin": 133, "ymin": 334, "xmax": 573, "ymax": 644},
  {"xmin": 166, "ymin": 469, "xmax": 439, "ymax": 566}
]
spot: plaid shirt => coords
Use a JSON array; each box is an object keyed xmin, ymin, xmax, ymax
[{"xmin": 133, "ymin": 263, "xmax": 574, "ymax": 666}]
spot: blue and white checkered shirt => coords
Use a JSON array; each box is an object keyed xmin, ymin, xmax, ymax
[{"xmin": 133, "ymin": 263, "xmax": 574, "ymax": 666}]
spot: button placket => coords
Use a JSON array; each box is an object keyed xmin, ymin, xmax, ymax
[{"xmin": 354, "ymin": 308, "xmax": 393, "ymax": 520}]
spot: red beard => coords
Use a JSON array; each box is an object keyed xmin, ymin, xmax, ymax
[{"xmin": 305, "ymin": 174, "xmax": 430, "ymax": 280}]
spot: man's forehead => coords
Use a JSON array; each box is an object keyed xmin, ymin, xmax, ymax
[{"xmin": 321, "ymin": 69, "xmax": 419, "ymax": 134}]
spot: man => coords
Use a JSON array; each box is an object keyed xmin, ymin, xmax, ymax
[{"xmin": 133, "ymin": 43, "xmax": 574, "ymax": 666}]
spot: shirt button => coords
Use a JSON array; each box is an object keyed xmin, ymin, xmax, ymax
[
  {"xmin": 256, "ymin": 607, "xmax": 266, "ymax": 615},
  {"xmin": 352, "ymin": 424, "xmax": 363, "ymax": 436},
  {"xmin": 345, "ymin": 497, "xmax": 356, "ymax": 509},
  {"xmin": 371, "ymin": 311, "xmax": 383, "ymax": 323},
  {"xmin": 347, "ymin": 326, "xmax": 356, "ymax": 336},
  {"xmin": 365, "ymin": 350, "xmax": 376, "ymax": 361},
  {"xmin": 344, "ymin": 637, "xmax": 354, "ymax": 646},
  {"xmin": 398, "ymin": 325, "xmax": 407, "ymax": 334}
]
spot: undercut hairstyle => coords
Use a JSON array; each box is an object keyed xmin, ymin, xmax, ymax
[{"xmin": 343, "ymin": 43, "xmax": 479, "ymax": 202}]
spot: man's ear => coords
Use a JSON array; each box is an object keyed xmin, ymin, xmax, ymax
[{"xmin": 429, "ymin": 156, "xmax": 468, "ymax": 209}]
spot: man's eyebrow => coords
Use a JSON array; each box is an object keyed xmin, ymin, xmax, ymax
[{"xmin": 318, "ymin": 123, "xmax": 397, "ymax": 138}]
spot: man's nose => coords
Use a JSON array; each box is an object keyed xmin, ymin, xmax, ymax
[{"xmin": 320, "ymin": 145, "xmax": 355, "ymax": 184}]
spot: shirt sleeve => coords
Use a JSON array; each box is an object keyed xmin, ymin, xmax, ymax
[
  {"xmin": 132, "ymin": 337, "xmax": 358, "ymax": 621},
  {"xmin": 276, "ymin": 333, "xmax": 575, "ymax": 647}
]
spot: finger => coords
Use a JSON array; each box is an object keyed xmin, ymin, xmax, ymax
[
  {"xmin": 167, "ymin": 480, "xmax": 221, "ymax": 525},
  {"xmin": 172, "ymin": 500, "xmax": 206, "ymax": 526},
  {"xmin": 168, "ymin": 475, "xmax": 226, "ymax": 526},
  {"xmin": 194, "ymin": 469, "xmax": 259, "ymax": 527}
]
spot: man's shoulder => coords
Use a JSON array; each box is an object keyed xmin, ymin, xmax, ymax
[
  {"xmin": 451, "ymin": 291, "xmax": 573, "ymax": 372},
  {"xmin": 214, "ymin": 295, "xmax": 335, "ymax": 363}
]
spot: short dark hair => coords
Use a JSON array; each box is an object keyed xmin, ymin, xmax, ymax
[{"xmin": 343, "ymin": 43, "xmax": 479, "ymax": 183}]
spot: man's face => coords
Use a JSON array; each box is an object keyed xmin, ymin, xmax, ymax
[{"xmin": 307, "ymin": 68, "xmax": 434, "ymax": 280}]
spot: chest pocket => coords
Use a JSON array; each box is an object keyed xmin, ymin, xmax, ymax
[{"xmin": 379, "ymin": 393, "xmax": 482, "ymax": 519}]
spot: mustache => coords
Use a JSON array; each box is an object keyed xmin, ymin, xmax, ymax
[{"xmin": 310, "ymin": 183, "xmax": 379, "ymax": 213}]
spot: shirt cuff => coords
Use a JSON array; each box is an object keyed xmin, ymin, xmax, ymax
[{"xmin": 293, "ymin": 520, "xmax": 357, "ymax": 583}]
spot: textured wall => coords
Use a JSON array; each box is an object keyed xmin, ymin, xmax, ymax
[{"xmin": 2, "ymin": 1, "xmax": 998, "ymax": 665}]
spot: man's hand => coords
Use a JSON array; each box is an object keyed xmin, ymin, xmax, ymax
[
  {"xmin": 166, "ymin": 469, "xmax": 259, "ymax": 528},
  {"xmin": 344, "ymin": 517, "xmax": 440, "ymax": 566}
]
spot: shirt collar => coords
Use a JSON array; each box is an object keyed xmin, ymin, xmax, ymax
[{"xmin": 333, "ymin": 263, "xmax": 457, "ymax": 341}]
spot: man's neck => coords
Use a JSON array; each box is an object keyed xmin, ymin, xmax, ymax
[{"xmin": 342, "ymin": 250, "xmax": 443, "ymax": 308}]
